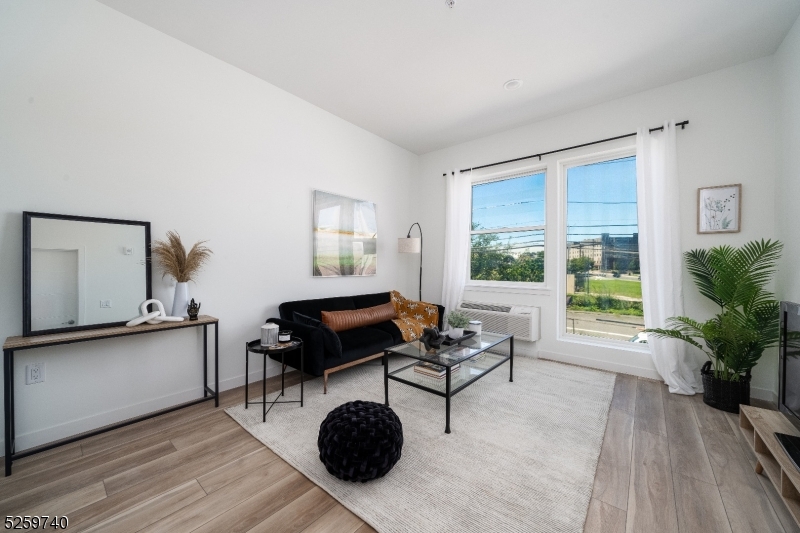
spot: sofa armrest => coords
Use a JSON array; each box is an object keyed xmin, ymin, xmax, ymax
[
  {"xmin": 266, "ymin": 318, "xmax": 325, "ymax": 376},
  {"xmin": 437, "ymin": 305, "xmax": 445, "ymax": 330}
]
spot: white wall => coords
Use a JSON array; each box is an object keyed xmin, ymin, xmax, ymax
[
  {"xmin": 415, "ymin": 57, "xmax": 780, "ymax": 399},
  {"xmin": 776, "ymin": 17, "xmax": 800, "ymax": 304},
  {"xmin": 0, "ymin": 0, "xmax": 416, "ymax": 451}
]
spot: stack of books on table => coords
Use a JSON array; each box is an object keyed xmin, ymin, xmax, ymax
[{"xmin": 414, "ymin": 361, "xmax": 459, "ymax": 379}]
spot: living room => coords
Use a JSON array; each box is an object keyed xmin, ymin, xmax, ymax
[{"xmin": 2, "ymin": 1, "xmax": 800, "ymax": 532}]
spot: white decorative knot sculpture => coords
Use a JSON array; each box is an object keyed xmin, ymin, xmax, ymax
[{"xmin": 126, "ymin": 299, "xmax": 185, "ymax": 327}]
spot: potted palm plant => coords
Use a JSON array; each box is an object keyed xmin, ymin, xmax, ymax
[{"xmin": 646, "ymin": 239, "xmax": 782, "ymax": 413}]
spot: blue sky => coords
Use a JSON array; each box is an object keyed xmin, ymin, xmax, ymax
[
  {"xmin": 471, "ymin": 156, "xmax": 637, "ymax": 250},
  {"xmin": 566, "ymin": 156, "xmax": 638, "ymax": 241},
  {"xmin": 472, "ymin": 172, "xmax": 545, "ymax": 230}
]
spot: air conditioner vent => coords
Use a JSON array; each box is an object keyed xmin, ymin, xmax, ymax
[
  {"xmin": 457, "ymin": 301, "xmax": 540, "ymax": 342},
  {"xmin": 460, "ymin": 302, "xmax": 512, "ymax": 313}
]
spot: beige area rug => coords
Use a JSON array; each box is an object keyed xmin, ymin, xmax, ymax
[{"xmin": 226, "ymin": 356, "xmax": 616, "ymax": 533}]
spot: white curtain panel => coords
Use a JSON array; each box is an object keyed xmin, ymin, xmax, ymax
[
  {"xmin": 441, "ymin": 170, "xmax": 472, "ymax": 324},
  {"xmin": 636, "ymin": 122, "xmax": 701, "ymax": 395}
]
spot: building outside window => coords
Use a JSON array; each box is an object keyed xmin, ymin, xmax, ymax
[
  {"xmin": 565, "ymin": 156, "xmax": 645, "ymax": 343},
  {"xmin": 470, "ymin": 171, "xmax": 546, "ymax": 284}
]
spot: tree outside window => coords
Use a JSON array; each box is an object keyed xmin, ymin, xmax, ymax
[{"xmin": 470, "ymin": 172, "xmax": 546, "ymax": 284}]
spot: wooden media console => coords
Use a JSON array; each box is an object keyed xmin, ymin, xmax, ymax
[{"xmin": 740, "ymin": 405, "xmax": 800, "ymax": 527}]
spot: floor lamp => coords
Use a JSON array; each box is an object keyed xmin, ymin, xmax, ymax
[{"xmin": 398, "ymin": 223, "xmax": 422, "ymax": 301}]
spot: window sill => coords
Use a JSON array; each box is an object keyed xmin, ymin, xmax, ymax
[
  {"xmin": 465, "ymin": 282, "xmax": 552, "ymax": 296},
  {"xmin": 557, "ymin": 332, "xmax": 651, "ymax": 354}
]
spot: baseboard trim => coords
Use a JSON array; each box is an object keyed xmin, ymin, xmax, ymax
[
  {"xmin": 1, "ymin": 365, "xmax": 288, "ymax": 456},
  {"xmin": 540, "ymin": 350, "xmax": 779, "ymax": 403},
  {"xmin": 538, "ymin": 349, "xmax": 662, "ymax": 380},
  {"xmin": 4, "ymin": 357, "xmax": 777, "ymax": 455},
  {"xmin": 5, "ymin": 387, "xmax": 207, "ymax": 453},
  {"xmin": 751, "ymin": 386, "xmax": 779, "ymax": 404}
]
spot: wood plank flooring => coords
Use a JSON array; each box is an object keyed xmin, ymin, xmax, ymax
[
  {"xmin": 0, "ymin": 368, "xmax": 795, "ymax": 532},
  {"xmin": 587, "ymin": 375, "xmax": 798, "ymax": 533},
  {"xmin": 0, "ymin": 372, "xmax": 373, "ymax": 533}
]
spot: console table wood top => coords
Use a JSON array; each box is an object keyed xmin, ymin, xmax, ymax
[{"xmin": 3, "ymin": 315, "xmax": 219, "ymax": 351}]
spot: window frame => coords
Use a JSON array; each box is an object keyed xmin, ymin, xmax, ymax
[
  {"xmin": 467, "ymin": 164, "xmax": 548, "ymax": 291},
  {"xmin": 556, "ymin": 146, "xmax": 649, "ymax": 352}
]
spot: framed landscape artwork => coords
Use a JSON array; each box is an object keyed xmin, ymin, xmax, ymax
[
  {"xmin": 697, "ymin": 184, "xmax": 741, "ymax": 234},
  {"xmin": 312, "ymin": 190, "xmax": 377, "ymax": 277}
]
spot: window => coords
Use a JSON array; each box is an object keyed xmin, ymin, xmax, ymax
[
  {"xmin": 564, "ymin": 156, "xmax": 644, "ymax": 342},
  {"xmin": 470, "ymin": 171, "xmax": 545, "ymax": 283}
]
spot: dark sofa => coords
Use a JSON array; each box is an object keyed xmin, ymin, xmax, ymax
[{"xmin": 267, "ymin": 292, "xmax": 444, "ymax": 393}]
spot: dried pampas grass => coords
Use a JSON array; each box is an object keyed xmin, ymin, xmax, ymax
[{"xmin": 151, "ymin": 231, "xmax": 212, "ymax": 283}]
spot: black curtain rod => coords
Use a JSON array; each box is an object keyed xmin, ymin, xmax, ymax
[{"xmin": 441, "ymin": 120, "xmax": 688, "ymax": 176}]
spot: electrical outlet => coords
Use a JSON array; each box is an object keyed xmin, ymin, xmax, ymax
[
  {"xmin": 100, "ymin": 300, "xmax": 112, "ymax": 308},
  {"xmin": 26, "ymin": 363, "xmax": 45, "ymax": 385}
]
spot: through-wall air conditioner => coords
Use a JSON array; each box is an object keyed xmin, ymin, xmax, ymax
[{"xmin": 457, "ymin": 301, "xmax": 540, "ymax": 341}]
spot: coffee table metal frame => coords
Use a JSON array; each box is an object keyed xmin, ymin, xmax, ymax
[{"xmin": 383, "ymin": 332, "xmax": 513, "ymax": 434}]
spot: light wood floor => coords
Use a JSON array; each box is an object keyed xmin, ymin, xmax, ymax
[
  {"xmin": 0, "ymin": 372, "xmax": 373, "ymax": 533},
  {"xmin": 587, "ymin": 374, "xmax": 800, "ymax": 533},
  {"xmin": 0, "ymin": 369, "xmax": 796, "ymax": 532}
]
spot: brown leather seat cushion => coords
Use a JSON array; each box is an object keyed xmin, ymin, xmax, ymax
[{"xmin": 321, "ymin": 302, "xmax": 397, "ymax": 332}]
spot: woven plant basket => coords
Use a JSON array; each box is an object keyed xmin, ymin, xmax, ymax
[{"xmin": 700, "ymin": 361, "xmax": 751, "ymax": 414}]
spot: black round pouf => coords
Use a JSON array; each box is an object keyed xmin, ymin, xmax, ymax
[{"xmin": 318, "ymin": 400, "xmax": 403, "ymax": 482}]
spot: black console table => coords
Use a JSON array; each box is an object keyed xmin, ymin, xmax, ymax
[{"xmin": 2, "ymin": 315, "xmax": 219, "ymax": 476}]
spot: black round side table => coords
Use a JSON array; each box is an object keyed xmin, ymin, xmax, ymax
[{"xmin": 245, "ymin": 338, "xmax": 303, "ymax": 422}]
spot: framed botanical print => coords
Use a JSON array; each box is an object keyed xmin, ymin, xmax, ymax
[{"xmin": 697, "ymin": 184, "xmax": 741, "ymax": 234}]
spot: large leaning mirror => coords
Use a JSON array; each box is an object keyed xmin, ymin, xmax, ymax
[{"xmin": 23, "ymin": 212, "xmax": 151, "ymax": 336}]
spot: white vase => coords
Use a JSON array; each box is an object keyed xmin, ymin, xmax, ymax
[
  {"xmin": 450, "ymin": 327, "xmax": 464, "ymax": 338},
  {"xmin": 171, "ymin": 282, "xmax": 190, "ymax": 317}
]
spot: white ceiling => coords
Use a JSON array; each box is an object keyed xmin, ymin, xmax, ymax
[{"xmin": 98, "ymin": 0, "xmax": 800, "ymax": 154}]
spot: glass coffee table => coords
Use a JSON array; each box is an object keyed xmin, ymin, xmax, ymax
[{"xmin": 383, "ymin": 332, "xmax": 513, "ymax": 433}]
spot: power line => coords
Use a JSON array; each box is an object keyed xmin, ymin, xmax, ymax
[
  {"xmin": 474, "ymin": 240, "xmax": 545, "ymax": 247},
  {"xmin": 567, "ymin": 201, "xmax": 637, "ymax": 204},
  {"xmin": 474, "ymin": 242, "xmax": 545, "ymax": 249},
  {"xmin": 567, "ymin": 236, "xmax": 638, "ymax": 239},
  {"xmin": 475, "ymin": 200, "xmax": 635, "ymax": 210},
  {"xmin": 471, "ymin": 232, "xmax": 544, "ymax": 239},
  {"xmin": 567, "ymin": 224, "xmax": 638, "ymax": 228},
  {"xmin": 473, "ymin": 199, "xmax": 545, "ymax": 210},
  {"xmin": 473, "ymin": 242, "xmax": 545, "ymax": 249}
]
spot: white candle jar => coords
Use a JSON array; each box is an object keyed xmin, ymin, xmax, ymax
[
  {"xmin": 261, "ymin": 323, "xmax": 279, "ymax": 346},
  {"xmin": 468, "ymin": 320, "xmax": 482, "ymax": 335}
]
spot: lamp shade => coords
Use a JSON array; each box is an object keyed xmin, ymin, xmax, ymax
[{"xmin": 398, "ymin": 237, "xmax": 421, "ymax": 254}]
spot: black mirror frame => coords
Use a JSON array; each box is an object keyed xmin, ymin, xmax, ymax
[{"xmin": 22, "ymin": 211, "xmax": 152, "ymax": 337}]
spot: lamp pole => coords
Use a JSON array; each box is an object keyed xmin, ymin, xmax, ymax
[{"xmin": 406, "ymin": 222, "xmax": 423, "ymax": 301}]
